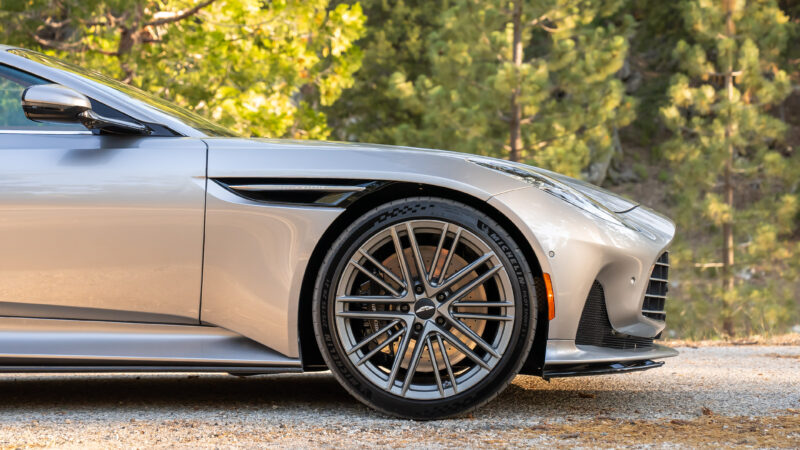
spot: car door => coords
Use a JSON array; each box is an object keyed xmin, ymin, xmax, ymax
[{"xmin": 0, "ymin": 63, "xmax": 207, "ymax": 324}]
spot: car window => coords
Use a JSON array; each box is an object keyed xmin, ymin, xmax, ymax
[{"xmin": 0, "ymin": 64, "xmax": 86, "ymax": 132}]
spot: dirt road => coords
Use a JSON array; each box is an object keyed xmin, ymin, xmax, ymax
[{"xmin": 0, "ymin": 345, "xmax": 798, "ymax": 448}]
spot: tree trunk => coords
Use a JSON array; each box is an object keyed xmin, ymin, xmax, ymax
[
  {"xmin": 722, "ymin": 0, "xmax": 736, "ymax": 337},
  {"xmin": 508, "ymin": 0, "xmax": 523, "ymax": 162}
]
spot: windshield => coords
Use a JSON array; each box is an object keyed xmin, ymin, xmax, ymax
[{"xmin": 8, "ymin": 48, "xmax": 238, "ymax": 137}]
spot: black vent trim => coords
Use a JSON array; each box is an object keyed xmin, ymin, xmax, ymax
[
  {"xmin": 213, "ymin": 178, "xmax": 390, "ymax": 207},
  {"xmin": 642, "ymin": 251, "xmax": 669, "ymax": 322},
  {"xmin": 576, "ymin": 281, "xmax": 654, "ymax": 350}
]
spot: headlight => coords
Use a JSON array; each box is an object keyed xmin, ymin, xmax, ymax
[
  {"xmin": 470, "ymin": 158, "xmax": 626, "ymax": 226},
  {"xmin": 546, "ymin": 172, "xmax": 638, "ymax": 213}
]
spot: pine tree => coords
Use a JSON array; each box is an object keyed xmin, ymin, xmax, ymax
[
  {"xmin": 327, "ymin": 0, "xmax": 446, "ymax": 144},
  {"xmin": 660, "ymin": 0, "xmax": 799, "ymax": 337},
  {"xmin": 383, "ymin": 0, "xmax": 636, "ymax": 180}
]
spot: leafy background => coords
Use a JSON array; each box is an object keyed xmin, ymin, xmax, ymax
[{"xmin": 1, "ymin": 0, "xmax": 798, "ymax": 338}]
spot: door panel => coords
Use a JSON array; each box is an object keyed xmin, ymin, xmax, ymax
[{"xmin": 0, "ymin": 135, "xmax": 206, "ymax": 323}]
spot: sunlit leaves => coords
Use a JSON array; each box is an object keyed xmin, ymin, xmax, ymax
[{"xmin": 0, "ymin": 0, "xmax": 366, "ymax": 138}]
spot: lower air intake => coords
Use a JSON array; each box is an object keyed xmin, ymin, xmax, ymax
[{"xmin": 576, "ymin": 281, "xmax": 654, "ymax": 350}]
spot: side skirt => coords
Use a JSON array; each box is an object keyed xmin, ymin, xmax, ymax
[
  {"xmin": 0, "ymin": 366, "xmax": 300, "ymax": 374},
  {"xmin": 0, "ymin": 317, "xmax": 301, "ymax": 371}
]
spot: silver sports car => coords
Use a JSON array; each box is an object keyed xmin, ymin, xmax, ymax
[{"xmin": 0, "ymin": 46, "xmax": 677, "ymax": 419}]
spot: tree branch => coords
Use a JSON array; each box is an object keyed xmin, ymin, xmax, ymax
[
  {"xmin": 537, "ymin": 23, "xmax": 559, "ymax": 33},
  {"xmin": 31, "ymin": 34, "xmax": 84, "ymax": 52},
  {"xmin": 146, "ymin": 0, "xmax": 217, "ymax": 27},
  {"xmin": 529, "ymin": 13, "xmax": 549, "ymax": 27}
]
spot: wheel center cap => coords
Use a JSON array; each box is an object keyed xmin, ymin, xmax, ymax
[{"xmin": 413, "ymin": 298, "xmax": 436, "ymax": 320}]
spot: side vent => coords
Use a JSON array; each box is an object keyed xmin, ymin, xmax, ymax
[
  {"xmin": 213, "ymin": 178, "xmax": 388, "ymax": 207},
  {"xmin": 642, "ymin": 252, "xmax": 669, "ymax": 322}
]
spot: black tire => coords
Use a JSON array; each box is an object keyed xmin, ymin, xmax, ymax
[{"xmin": 313, "ymin": 197, "xmax": 537, "ymax": 419}]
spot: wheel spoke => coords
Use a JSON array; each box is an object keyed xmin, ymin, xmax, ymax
[
  {"xmin": 428, "ymin": 223, "xmax": 449, "ymax": 281},
  {"xmin": 347, "ymin": 319, "xmax": 401, "ymax": 355},
  {"xmin": 439, "ymin": 326, "xmax": 491, "ymax": 370},
  {"xmin": 437, "ymin": 252, "xmax": 495, "ymax": 293},
  {"xmin": 386, "ymin": 323, "xmax": 413, "ymax": 390},
  {"xmin": 359, "ymin": 249, "xmax": 405, "ymax": 289},
  {"xmin": 356, "ymin": 327, "xmax": 406, "ymax": 366},
  {"xmin": 438, "ymin": 227, "xmax": 462, "ymax": 283},
  {"xmin": 350, "ymin": 260, "xmax": 401, "ymax": 297},
  {"xmin": 452, "ymin": 313, "xmax": 513, "ymax": 321},
  {"xmin": 444, "ymin": 265, "xmax": 503, "ymax": 305},
  {"xmin": 445, "ymin": 315, "xmax": 501, "ymax": 359},
  {"xmin": 426, "ymin": 336, "xmax": 445, "ymax": 397},
  {"xmin": 390, "ymin": 226, "xmax": 414, "ymax": 289},
  {"xmin": 337, "ymin": 295, "xmax": 403, "ymax": 304},
  {"xmin": 435, "ymin": 334, "xmax": 458, "ymax": 394},
  {"xmin": 337, "ymin": 310, "xmax": 409, "ymax": 320},
  {"xmin": 405, "ymin": 222, "xmax": 429, "ymax": 286},
  {"xmin": 400, "ymin": 327, "xmax": 430, "ymax": 395},
  {"xmin": 453, "ymin": 301, "xmax": 513, "ymax": 308}
]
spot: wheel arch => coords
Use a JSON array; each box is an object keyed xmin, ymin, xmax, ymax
[{"xmin": 297, "ymin": 182, "xmax": 549, "ymax": 375}]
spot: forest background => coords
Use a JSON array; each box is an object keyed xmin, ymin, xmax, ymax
[{"xmin": 1, "ymin": 0, "xmax": 798, "ymax": 338}]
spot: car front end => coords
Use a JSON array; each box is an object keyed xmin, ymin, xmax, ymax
[{"xmin": 474, "ymin": 159, "xmax": 678, "ymax": 377}]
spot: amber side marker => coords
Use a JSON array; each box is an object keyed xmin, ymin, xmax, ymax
[{"xmin": 543, "ymin": 273, "xmax": 555, "ymax": 320}]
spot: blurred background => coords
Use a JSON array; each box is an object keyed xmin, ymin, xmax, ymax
[{"xmin": 0, "ymin": 0, "xmax": 798, "ymax": 339}]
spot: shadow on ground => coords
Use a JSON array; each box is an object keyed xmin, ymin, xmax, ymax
[
  {"xmin": 0, "ymin": 373, "xmax": 355, "ymax": 412},
  {"xmin": 0, "ymin": 371, "xmax": 700, "ymax": 420}
]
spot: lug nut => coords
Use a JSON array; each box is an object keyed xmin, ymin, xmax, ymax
[
  {"xmin": 414, "ymin": 323, "xmax": 423, "ymax": 331},
  {"xmin": 436, "ymin": 293, "xmax": 446, "ymax": 301},
  {"xmin": 400, "ymin": 304, "xmax": 410, "ymax": 313},
  {"xmin": 415, "ymin": 285, "xmax": 424, "ymax": 295},
  {"xmin": 436, "ymin": 317, "xmax": 445, "ymax": 325}
]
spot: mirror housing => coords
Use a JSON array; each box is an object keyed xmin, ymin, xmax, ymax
[
  {"xmin": 21, "ymin": 84, "xmax": 91, "ymax": 123},
  {"xmin": 21, "ymin": 84, "xmax": 149, "ymax": 135}
]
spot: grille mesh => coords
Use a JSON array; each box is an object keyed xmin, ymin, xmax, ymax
[
  {"xmin": 642, "ymin": 252, "xmax": 669, "ymax": 321},
  {"xmin": 576, "ymin": 281, "xmax": 654, "ymax": 350}
]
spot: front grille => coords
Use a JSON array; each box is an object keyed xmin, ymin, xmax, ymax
[
  {"xmin": 576, "ymin": 281, "xmax": 654, "ymax": 350},
  {"xmin": 642, "ymin": 252, "xmax": 669, "ymax": 322}
]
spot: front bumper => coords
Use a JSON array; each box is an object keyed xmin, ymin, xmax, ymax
[
  {"xmin": 489, "ymin": 187, "xmax": 676, "ymax": 340},
  {"xmin": 488, "ymin": 186, "xmax": 678, "ymax": 373}
]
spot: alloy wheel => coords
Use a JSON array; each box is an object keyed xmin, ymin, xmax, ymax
[{"xmin": 333, "ymin": 219, "xmax": 517, "ymax": 400}]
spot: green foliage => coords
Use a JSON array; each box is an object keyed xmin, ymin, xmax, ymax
[
  {"xmin": 0, "ymin": 0, "xmax": 366, "ymax": 138},
  {"xmin": 660, "ymin": 0, "xmax": 800, "ymax": 338},
  {"xmin": 327, "ymin": 0, "xmax": 445, "ymax": 144},
  {"xmin": 0, "ymin": 0, "xmax": 798, "ymax": 338},
  {"xmin": 333, "ymin": 0, "xmax": 636, "ymax": 180},
  {"xmin": 0, "ymin": 76, "xmax": 30, "ymax": 127}
]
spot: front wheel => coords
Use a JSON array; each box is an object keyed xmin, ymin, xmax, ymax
[{"xmin": 313, "ymin": 197, "xmax": 537, "ymax": 419}]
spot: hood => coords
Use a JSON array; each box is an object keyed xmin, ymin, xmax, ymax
[
  {"xmin": 204, "ymin": 137, "xmax": 528, "ymax": 200},
  {"xmin": 219, "ymin": 138, "xmax": 639, "ymax": 214},
  {"xmin": 465, "ymin": 153, "xmax": 640, "ymax": 214}
]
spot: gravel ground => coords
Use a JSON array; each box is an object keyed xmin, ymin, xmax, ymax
[{"xmin": 0, "ymin": 345, "xmax": 798, "ymax": 448}]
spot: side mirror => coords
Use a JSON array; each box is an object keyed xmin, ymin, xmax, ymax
[{"xmin": 21, "ymin": 84, "xmax": 149, "ymax": 135}]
